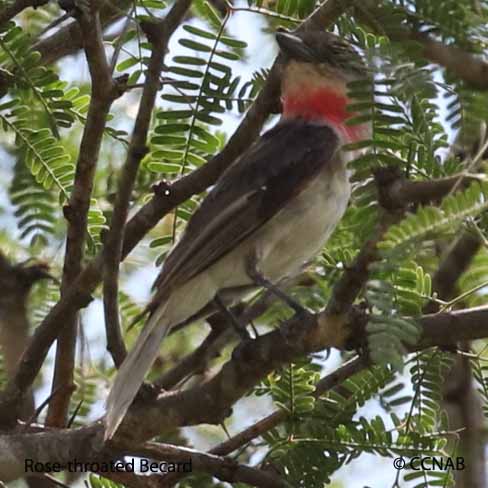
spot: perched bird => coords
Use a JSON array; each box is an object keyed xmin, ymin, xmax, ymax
[{"xmin": 104, "ymin": 30, "xmax": 371, "ymax": 440}]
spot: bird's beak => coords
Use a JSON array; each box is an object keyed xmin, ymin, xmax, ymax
[{"xmin": 276, "ymin": 32, "xmax": 316, "ymax": 62}]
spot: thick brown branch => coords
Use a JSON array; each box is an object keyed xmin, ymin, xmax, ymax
[
  {"xmin": 114, "ymin": 304, "xmax": 488, "ymax": 442},
  {"xmin": 0, "ymin": 255, "xmax": 51, "ymax": 419},
  {"xmin": 0, "ymin": 423, "xmax": 102, "ymax": 482},
  {"xmin": 417, "ymin": 306, "xmax": 488, "ymax": 348},
  {"xmin": 116, "ymin": 312, "xmax": 358, "ymax": 441},
  {"xmin": 4, "ymin": 306, "xmax": 488, "ymax": 480},
  {"xmin": 409, "ymin": 32, "xmax": 488, "ymax": 90},
  {"xmin": 5, "ymin": 306, "xmax": 488, "ymax": 484},
  {"xmin": 424, "ymin": 231, "xmax": 482, "ymax": 314}
]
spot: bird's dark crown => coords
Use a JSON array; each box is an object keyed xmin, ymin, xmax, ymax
[{"xmin": 276, "ymin": 30, "xmax": 367, "ymax": 78}]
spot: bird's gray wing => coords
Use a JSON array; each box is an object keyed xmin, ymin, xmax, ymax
[{"xmin": 149, "ymin": 120, "xmax": 340, "ymax": 310}]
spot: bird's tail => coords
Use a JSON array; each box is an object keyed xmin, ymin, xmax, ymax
[{"xmin": 104, "ymin": 301, "xmax": 170, "ymax": 441}]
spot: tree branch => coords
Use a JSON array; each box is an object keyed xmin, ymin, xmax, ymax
[
  {"xmin": 129, "ymin": 442, "xmax": 289, "ymax": 488},
  {"xmin": 33, "ymin": 1, "xmax": 133, "ymax": 66},
  {"xmin": 155, "ymin": 327, "xmax": 234, "ymax": 390},
  {"xmin": 383, "ymin": 173, "xmax": 482, "ymax": 208},
  {"xmin": 0, "ymin": 255, "xmax": 50, "ymax": 419},
  {"xmin": 158, "ymin": 356, "xmax": 366, "ymax": 486},
  {"xmin": 0, "ymin": 255, "xmax": 55, "ymax": 488},
  {"xmin": 45, "ymin": 2, "xmax": 120, "ymax": 428},
  {"xmin": 5, "ymin": 305, "xmax": 488, "ymax": 483},
  {"xmin": 424, "ymin": 231, "xmax": 482, "ymax": 314},
  {"xmin": 357, "ymin": 1, "xmax": 488, "ymax": 90},
  {"xmin": 113, "ymin": 304, "xmax": 488, "ymax": 442},
  {"xmin": 103, "ymin": 0, "xmax": 192, "ymax": 368}
]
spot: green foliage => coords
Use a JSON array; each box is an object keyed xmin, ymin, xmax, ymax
[
  {"xmin": 366, "ymin": 279, "xmax": 421, "ymax": 370},
  {"xmin": 119, "ymin": 290, "xmax": 144, "ymax": 330},
  {"xmin": 86, "ymin": 198, "xmax": 107, "ymax": 253},
  {"xmin": 391, "ymin": 262, "xmax": 432, "ymax": 315},
  {"xmin": 9, "ymin": 154, "xmax": 58, "ymax": 245},
  {"xmin": 471, "ymin": 354, "xmax": 488, "ymax": 419},
  {"xmin": 345, "ymin": 62, "xmax": 449, "ymax": 181},
  {"xmin": 458, "ymin": 246, "xmax": 488, "ymax": 307},
  {"xmin": 396, "ymin": 351, "xmax": 456, "ymax": 487},
  {"xmin": 145, "ymin": 16, "xmax": 252, "ymax": 248},
  {"xmin": 262, "ymin": 365, "xmax": 446, "ymax": 486},
  {"xmin": 30, "ymin": 276, "xmax": 60, "ymax": 326},
  {"xmin": 363, "ymin": 263, "xmax": 430, "ymax": 370},
  {"xmin": 0, "ymin": 98, "xmax": 74, "ymax": 197},
  {"xmin": 400, "ymin": 0, "xmax": 487, "ymax": 46},
  {"xmin": 403, "ymin": 468, "xmax": 454, "ymax": 488},
  {"xmin": 178, "ymin": 473, "xmax": 227, "ymax": 487},
  {"xmin": 87, "ymin": 474, "xmax": 124, "ymax": 488},
  {"xmin": 380, "ymin": 182, "xmax": 488, "ymax": 254},
  {"xmin": 151, "ymin": 18, "xmax": 247, "ymax": 180},
  {"xmin": 407, "ymin": 350, "xmax": 453, "ymax": 434},
  {"xmin": 247, "ymin": 0, "xmax": 316, "ymax": 20},
  {"xmin": 257, "ymin": 360, "xmax": 321, "ymax": 419},
  {"xmin": 0, "ymin": 22, "xmax": 77, "ymax": 136},
  {"xmin": 320, "ymin": 365, "xmax": 396, "ymax": 425}
]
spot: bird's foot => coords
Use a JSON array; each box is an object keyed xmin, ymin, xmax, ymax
[{"xmin": 245, "ymin": 255, "xmax": 311, "ymax": 318}]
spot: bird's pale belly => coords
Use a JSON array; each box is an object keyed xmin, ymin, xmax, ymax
[
  {"xmin": 210, "ymin": 164, "xmax": 350, "ymax": 294},
  {"xmin": 257, "ymin": 166, "xmax": 350, "ymax": 281}
]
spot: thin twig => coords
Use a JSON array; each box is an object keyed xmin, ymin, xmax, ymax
[
  {"xmin": 109, "ymin": 6, "xmax": 135, "ymax": 74},
  {"xmin": 66, "ymin": 399, "xmax": 84, "ymax": 428},
  {"xmin": 22, "ymin": 384, "xmax": 75, "ymax": 432},
  {"xmin": 102, "ymin": 0, "xmax": 193, "ymax": 368},
  {"xmin": 127, "ymin": 442, "xmax": 290, "ymax": 488}
]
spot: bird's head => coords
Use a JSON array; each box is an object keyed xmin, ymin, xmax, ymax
[{"xmin": 276, "ymin": 30, "xmax": 371, "ymax": 143}]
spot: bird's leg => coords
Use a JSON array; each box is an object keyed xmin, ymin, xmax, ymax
[
  {"xmin": 245, "ymin": 256, "xmax": 309, "ymax": 317},
  {"xmin": 213, "ymin": 294, "xmax": 251, "ymax": 340}
]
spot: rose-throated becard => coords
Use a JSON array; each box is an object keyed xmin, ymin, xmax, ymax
[{"xmin": 104, "ymin": 30, "xmax": 371, "ymax": 440}]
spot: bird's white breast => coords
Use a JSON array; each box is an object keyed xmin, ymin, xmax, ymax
[{"xmin": 255, "ymin": 160, "xmax": 350, "ymax": 281}]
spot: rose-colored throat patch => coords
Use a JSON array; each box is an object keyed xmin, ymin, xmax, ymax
[{"xmin": 282, "ymin": 88, "xmax": 364, "ymax": 142}]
